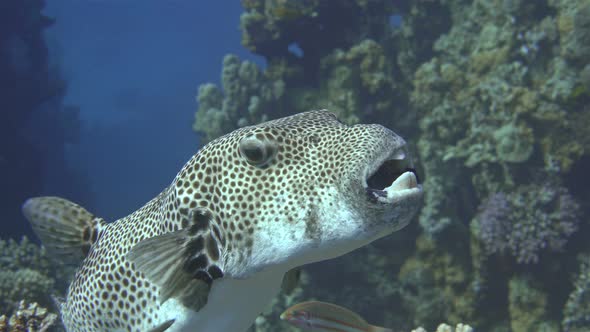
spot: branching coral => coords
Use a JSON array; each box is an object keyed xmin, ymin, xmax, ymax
[
  {"xmin": 195, "ymin": 0, "xmax": 405, "ymax": 144},
  {"xmin": 473, "ymin": 185, "xmax": 580, "ymax": 264},
  {"xmin": 472, "ymin": 192, "xmax": 511, "ymax": 256},
  {"xmin": 397, "ymin": 235, "xmax": 475, "ymax": 329},
  {"xmin": 193, "ymin": 55, "xmax": 285, "ymax": 143},
  {"xmin": 273, "ymin": 38, "xmax": 399, "ymax": 126},
  {"xmin": 0, "ymin": 301, "xmax": 58, "ymax": 332},
  {"xmin": 0, "ymin": 237, "xmax": 67, "ymax": 315},
  {"xmin": 508, "ymin": 276, "xmax": 557, "ymax": 332},
  {"xmin": 562, "ymin": 254, "xmax": 590, "ymax": 332},
  {"xmin": 239, "ymin": 0, "xmax": 394, "ymax": 59},
  {"xmin": 194, "ymin": 38, "xmax": 402, "ymax": 143},
  {"xmin": 558, "ymin": 3, "xmax": 590, "ymax": 64},
  {"xmin": 0, "ymin": 269, "xmax": 54, "ymax": 315},
  {"xmin": 412, "ymin": 323, "xmax": 473, "ymax": 332}
]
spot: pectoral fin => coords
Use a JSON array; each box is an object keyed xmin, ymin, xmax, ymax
[{"xmin": 127, "ymin": 208, "xmax": 225, "ymax": 312}]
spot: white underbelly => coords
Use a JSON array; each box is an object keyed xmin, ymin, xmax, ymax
[{"xmin": 158, "ymin": 268, "xmax": 285, "ymax": 332}]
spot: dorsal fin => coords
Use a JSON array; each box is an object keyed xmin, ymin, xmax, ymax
[{"xmin": 22, "ymin": 196, "xmax": 107, "ymax": 265}]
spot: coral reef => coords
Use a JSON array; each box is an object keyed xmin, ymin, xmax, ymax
[
  {"xmin": 194, "ymin": 0, "xmax": 406, "ymax": 143},
  {"xmin": 562, "ymin": 254, "xmax": 590, "ymax": 332},
  {"xmin": 412, "ymin": 323, "xmax": 474, "ymax": 332},
  {"xmin": 312, "ymin": 38, "xmax": 397, "ymax": 124},
  {"xmin": 0, "ymin": 301, "xmax": 58, "ymax": 332},
  {"xmin": 0, "ymin": 237, "xmax": 69, "ymax": 316},
  {"xmin": 193, "ymin": 35, "xmax": 404, "ymax": 143},
  {"xmin": 406, "ymin": 1, "xmax": 589, "ymax": 328},
  {"xmin": 239, "ymin": 0, "xmax": 395, "ymax": 60},
  {"xmin": 507, "ymin": 275, "xmax": 557, "ymax": 332},
  {"xmin": 193, "ymin": 55, "xmax": 286, "ymax": 142},
  {"xmin": 473, "ymin": 186, "xmax": 580, "ymax": 263},
  {"xmin": 394, "ymin": 234, "xmax": 475, "ymax": 329},
  {"xmin": 194, "ymin": 0, "xmax": 590, "ymax": 331},
  {"xmin": 412, "ymin": 0, "xmax": 590, "ymax": 235}
]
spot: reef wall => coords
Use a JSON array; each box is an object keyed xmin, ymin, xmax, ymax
[
  {"xmin": 0, "ymin": 237, "xmax": 70, "ymax": 320},
  {"xmin": 194, "ymin": 1, "xmax": 590, "ymax": 331},
  {"xmin": 0, "ymin": 1, "xmax": 84, "ymax": 329},
  {"xmin": 0, "ymin": 0, "xmax": 88, "ymax": 238}
]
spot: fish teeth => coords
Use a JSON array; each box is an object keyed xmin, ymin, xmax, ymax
[
  {"xmin": 385, "ymin": 171, "xmax": 417, "ymax": 192},
  {"xmin": 376, "ymin": 172, "xmax": 419, "ymax": 204}
]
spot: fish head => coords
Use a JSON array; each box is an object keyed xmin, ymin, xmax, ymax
[{"xmin": 173, "ymin": 110, "xmax": 423, "ymax": 277}]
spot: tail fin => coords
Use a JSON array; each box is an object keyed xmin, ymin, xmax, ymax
[{"xmin": 22, "ymin": 196, "xmax": 107, "ymax": 265}]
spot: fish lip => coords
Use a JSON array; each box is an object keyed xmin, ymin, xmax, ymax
[{"xmin": 362, "ymin": 146, "xmax": 422, "ymax": 204}]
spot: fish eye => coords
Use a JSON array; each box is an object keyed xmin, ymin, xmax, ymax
[
  {"xmin": 327, "ymin": 111, "xmax": 346, "ymax": 125},
  {"xmin": 238, "ymin": 135, "xmax": 277, "ymax": 167}
]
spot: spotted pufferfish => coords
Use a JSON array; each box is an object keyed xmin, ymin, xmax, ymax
[{"xmin": 22, "ymin": 110, "xmax": 423, "ymax": 332}]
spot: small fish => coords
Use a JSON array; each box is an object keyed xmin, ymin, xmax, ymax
[{"xmin": 281, "ymin": 301, "xmax": 393, "ymax": 332}]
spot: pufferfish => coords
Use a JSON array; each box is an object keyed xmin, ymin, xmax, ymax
[{"xmin": 22, "ymin": 110, "xmax": 423, "ymax": 332}]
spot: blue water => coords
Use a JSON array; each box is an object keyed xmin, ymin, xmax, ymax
[{"xmin": 43, "ymin": 1, "xmax": 263, "ymax": 221}]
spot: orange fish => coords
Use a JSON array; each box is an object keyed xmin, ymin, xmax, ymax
[{"xmin": 280, "ymin": 301, "xmax": 393, "ymax": 332}]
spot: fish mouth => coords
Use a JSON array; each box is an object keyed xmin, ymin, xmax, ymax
[{"xmin": 363, "ymin": 149, "xmax": 422, "ymax": 204}]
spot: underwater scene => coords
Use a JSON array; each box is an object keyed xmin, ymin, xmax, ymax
[{"xmin": 1, "ymin": 0, "xmax": 589, "ymax": 331}]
